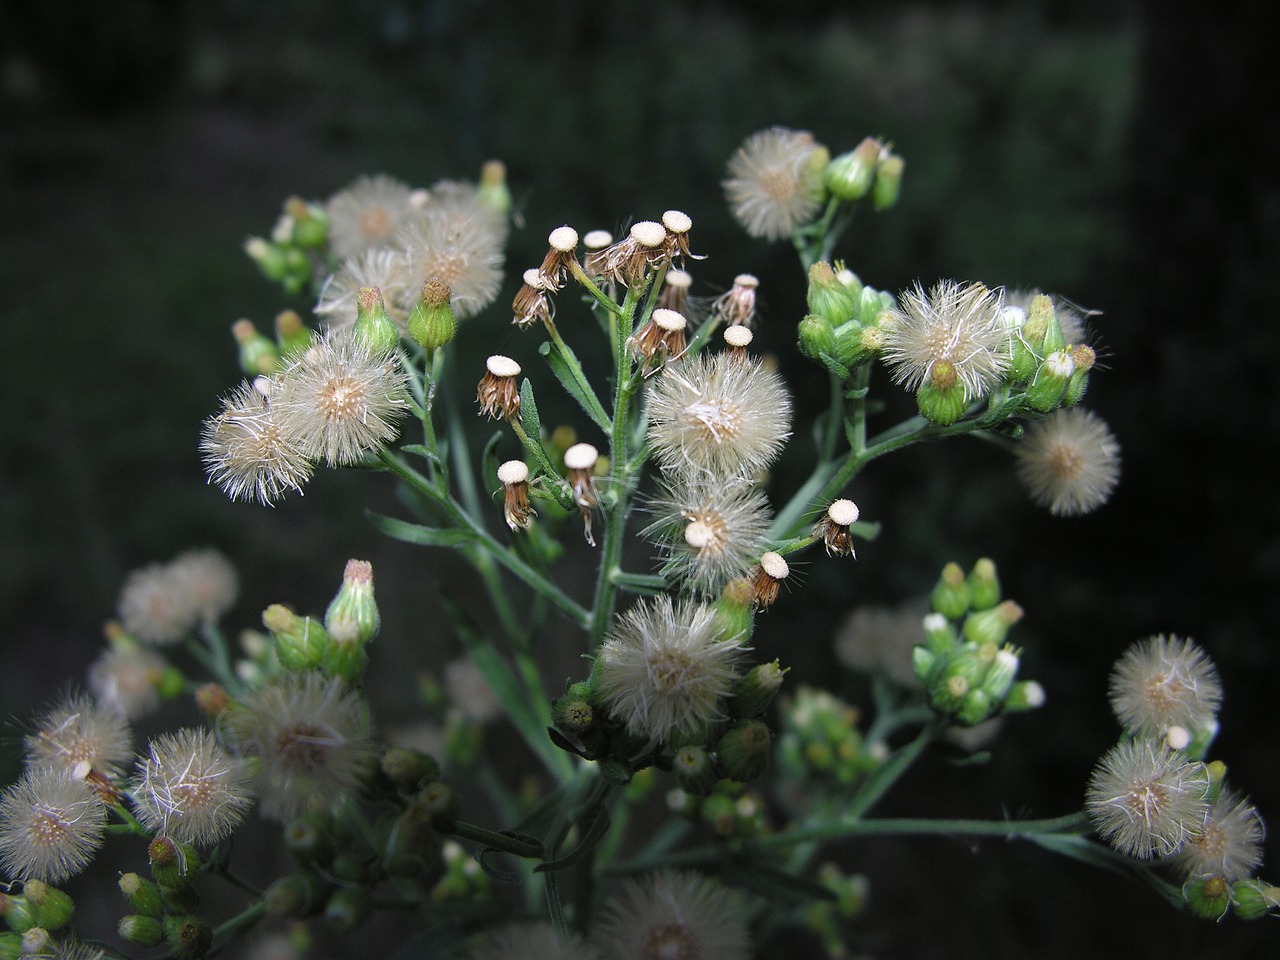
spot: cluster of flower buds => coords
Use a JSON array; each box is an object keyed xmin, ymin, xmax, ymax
[
  {"xmin": 666, "ymin": 784, "xmax": 768, "ymax": 843},
  {"xmin": 775, "ymin": 686, "xmax": 883, "ymax": 789},
  {"xmin": 797, "ymin": 261, "xmax": 896, "ymax": 380},
  {"xmin": 110, "ymin": 842, "xmax": 214, "ymax": 956},
  {"xmin": 823, "ymin": 136, "xmax": 906, "ymax": 210},
  {"xmin": 911, "ymin": 558, "xmax": 1044, "ymax": 727},
  {"xmin": 1, "ymin": 880, "xmax": 77, "ymax": 958},
  {"xmin": 243, "ymin": 195, "xmax": 331, "ymax": 296},
  {"xmin": 1004, "ymin": 293, "xmax": 1095, "ymax": 413},
  {"xmin": 804, "ymin": 863, "xmax": 871, "ymax": 959},
  {"xmin": 262, "ymin": 559, "xmax": 381, "ymax": 683}
]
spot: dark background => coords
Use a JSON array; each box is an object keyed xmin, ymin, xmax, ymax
[{"xmin": 1, "ymin": 1, "xmax": 1276, "ymax": 957}]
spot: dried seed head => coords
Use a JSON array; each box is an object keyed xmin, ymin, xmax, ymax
[{"xmin": 477, "ymin": 355, "xmax": 523, "ymax": 420}]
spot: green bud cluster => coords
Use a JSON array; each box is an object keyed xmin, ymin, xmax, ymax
[
  {"xmin": 260, "ymin": 561, "xmax": 383, "ymax": 682},
  {"xmin": 431, "ymin": 839, "xmax": 493, "ymax": 902},
  {"xmin": 913, "ymin": 559, "xmax": 1044, "ymax": 727},
  {"xmin": 798, "ymin": 261, "xmax": 896, "ymax": 380},
  {"xmin": 805, "ymin": 864, "xmax": 871, "ymax": 957},
  {"xmin": 1005, "ymin": 294, "xmax": 1095, "ymax": 413},
  {"xmin": 243, "ymin": 196, "xmax": 330, "ymax": 296},
  {"xmin": 1, "ymin": 881, "xmax": 75, "ymax": 934},
  {"xmin": 822, "ymin": 137, "xmax": 904, "ymax": 210},
  {"xmin": 776, "ymin": 686, "xmax": 881, "ymax": 787},
  {"xmin": 669, "ymin": 783, "xmax": 767, "ymax": 842}
]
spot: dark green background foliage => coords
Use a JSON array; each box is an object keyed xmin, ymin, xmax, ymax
[{"xmin": 1, "ymin": 1, "xmax": 1275, "ymax": 957}]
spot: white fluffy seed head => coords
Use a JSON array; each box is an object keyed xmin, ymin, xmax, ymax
[
  {"xmin": 486, "ymin": 354, "xmax": 521, "ymax": 378},
  {"xmin": 652, "ymin": 308, "xmax": 687, "ymax": 332},
  {"xmin": 522, "ymin": 267, "xmax": 546, "ymax": 287},
  {"xmin": 564, "ymin": 442, "xmax": 599, "ymax": 471},
  {"xmin": 583, "ymin": 229, "xmax": 613, "ymax": 249},
  {"xmin": 734, "ymin": 274, "xmax": 759, "ymax": 288},
  {"xmin": 827, "ymin": 498, "xmax": 860, "ymax": 525},
  {"xmin": 497, "ymin": 459, "xmax": 530, "ymax": 485},
  {"xmin": 723, "ymin": 325, "xmax": 753, "ymax": 348},
  {"xmin": 662, "ymin": 209, "xmax": 692, "ymax": 233},
  {"xmin": 1108, "ymin": 634, "xmax": 1222, "ymax": 739},
  {"xmin": 548, "ymin": 225, "xmax": 579, "ymax": 251},
  {"xmin": 630, "ymin": 220, "xmax": 666, "ymax": 247},
  {"xmin": 666, "ymin": 269, "xmax": 693, "ymax": 290},
  {"xmin": 759, "ymin": 551, "xmax": 789, "ymax": 579}
]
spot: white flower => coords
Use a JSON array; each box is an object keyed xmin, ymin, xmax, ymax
[
  {"xmin": 132, "ymin": 727, "xmax": 253, "ymax": 846},
  {"xmin": 1085, "ymin": 739, "xmax": 1210, "ymax": 859},
  {"xmin": 1108, "ymin": 634, "xmax": 1222, "ymax": 739},
  {"xmin": 1015, "ymin": 407, "xmax": 1121, "ymax": 516},
  {"xmin": 593, "ymin": 869, "xmax": 751, "ymax": 960},
  {"xmin": 723, "ymin": 126, "xmax": 826, "ymax": 241},
  {"xmin": 645, "ymin": 352, "xmax": 791, "ymax": 481},
  {"xmin": 596, "ymin": 597, "xmax": 747, "ymax": 743}
]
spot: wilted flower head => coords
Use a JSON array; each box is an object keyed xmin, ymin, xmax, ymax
[
  {"xmin": 645, "ymin": 480, "xmax": 772, "ymax": 597},
  {"xmin": 325, "ymin": 173, "xmax": 416, "ymax": 259},
  {"xmin": 465, "ymin": 922, "xmax": 597, "ymax": 960},
  {"xmin": 1016, "ymin": 407, "xmax": 1121, "ymax": 516},
  {"xmin": 1085, "ymin": 739, "xmax": 1211, "ymax": 859},
  {"xmin": 202, "ymin": 379, "xmax": 315, "ymax": 506},
  {"xmin": 132, "ymin": 727, "xmax": 252, "ymax": 846},
  {"xmin": 646, "ymin": 352, "xmax": 792, "ymax": 481},
  {"xmin": 881, "ymin": 281, "xmax": 1009, "ymax": 402},
  {"xmin": 0, "ymin": 767, "xmax": 106, "ymax": 882},
  {"xmin": 593, "ymin": 868, "xmax": 750, "ymax": 960},
  {"xmin": 723, "ymin": 126, "xmax": 826, "ymax": 241},
  {"xmin": 25, "ymin": 693, "xmax": 133, "ymax": 780},
  {"xmin": 1170, "ymin": 788, "xmax": 1265, "ymax": 882},
  {"xmin": 1108, "ymin": 634, "xmax": 1222, "ymax": 739},
  {"xmin": 272, "ymin": 329, "xmax": 409, "ymax": 467},
  {"xmin": 224, "ymin": 672, "xmax": 374, "ymax": 821},
  {"xmin": 596, "ymin": 596, "xmax": 747, "ymax": 743}
]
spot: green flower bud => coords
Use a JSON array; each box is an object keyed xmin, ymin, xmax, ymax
[
  {"xmin": 833, "ymin": 321, "xmax": 883, "ymax": 368},
  {"xmin": 157, "ymin": 665, "xmax": 186, "ymax": 699},
  {"xmin": 0, "ymin": 932, "xmax": 23, "ymax": 960},
  {"xmin": 1231, "ymin": 878, "xmax": 1280, "ymax": 920},
  {"xmin": 714, "ymin": 577, "xmax": 756, "ymax": 644},
  {"xmin": 380, "ymin": 747, "xmax": 441, "ymax": 789},
  {"xmin": 798, "ymin": 314, "xmax": 838, "ymax": 362},
  {"xmin": 0, "ymin": 892, "xmax": 34, "ymax": 934},
  {"xmin": 807, "ymin": 261, "xmax": 859, "ymax": 327},
  {"xmin": 930, "ymin": 563, "xmax": 970, "ymax": 620},
  {"xmin": 732, "ymin": 660, "xmax": 786, "ymax": 719},
  {"xmin": 716, "ymin": 719, "xmax": 772, "ymax": 782},
  {"xmin": 1020, "ymin": 295, "xmax": 1052, "ymax": 355},
  {"xmin": 20, "ymin": 881, "xmax": 74, "ymax": 931},
  {"xmin": 149, "ymin": 836, "xmax": 200, "ymax": 888},
  {"xmin": 966, "ymin": 558, "xmax": 1001, "ymax": 610},
  {"xmin": 856, "ymin": 286, "xmax": 886, "ymax": 327},
  {"xmin": 407, "ymin": 278, "xmax": 457, "ymax": 351},
  {"xmin": 674, "ymin": 745, "xmax": 717, "ymax": 796},
  {"xmin": 1063, "ymin": 344, "xmax": 1095, "ymax": 406},
  {"xmin": 871, "ymin": 154, "xmax": 905, "ymax": 211},
  {"xmin": 284, "ymin": 196, "xmax": 329, "ymax": 249},
  {"xmin": 916, "ymin": 364, "xmax": 969, "ymax": 425},
  {"xmin": 957, "ymin": 688, "xmax": 993, "ymax": 726},
  {"xmin": 118, "ymin": 873, "xmax": 164, "ymax": 917},
  {"xmin": 979, "ymin": 645, "xmax": 1021, "ymax": 702},
  {"xmin": 265, "ymin": 873, "xmax": 328, "ymax": 918},
  {"xmin": 477, "ymin": 159, "xmax": 513, "ymax": 216},
  {"xmin": 324, "ymin": 887, "xmax": 372, "ymax": 933},
  {"xmin": 164, "ymin": 915, "xmax": 213, "ymax": 959},
  {"xmin": 352, "ymin": 287, "xmax": 400, "ymax": 355},
  {"xmin": 417, "ymin": 781, "xmax": 459, "ymax": 832},
  {"xmin": 1003, "ymin": 680, "xmax": 1046, "ymax": 713},
  {"xmin": 921, "ymin": 612, "xmax": 958, "ymax": 658},
  {"xmin": 836, "ymin": 266, "xmax": 863, "ymax": 298},
  {"xmin": 1184, "ymin": 876, "xmax": 1232, "ymax": 921},
  {"xmin": 931, "ymin": 673, "xmax": 971, "ymax": 713},
  {"xmin": 274, "ymin": 308, "xmax": 313, "ymax": 358},
  {"xmin": 912, "ymin": 645, "xmax": 938, "ymax": 686},
  {"xmin": 283, "ymin": 818, "xmax": 332, "ymax": 864},
  {"xmin": 552, "ymin": 682, "xmax": 597, "ymax": 737},
  {"xmin": 962, "ymin": 600, "xmax": 1024, "ymax": 647},
  {"xmin": 263, "ymin": 604, "xmax": 328, "ymax": 672},
  {"xmin": 324, "ymin": 559, "xmax": 380, "ymax": 646},
  {"xmin": 1025, "ymin": 349, "xmax": 1074, "ymax": 412},
  {"xmin": 244, "ymin": 236, "xmax": 288, "ymax": 281},
  {"xmin": 824, "ymin": 137, "xmax": 882, "ymax": 201},
  {"xmin": 119, "ymin": 914, "xmax": 165, "ymax": 946},
  {"xmin": 231, "ymin": 318, "xmax": 279, "ymax": 376}
]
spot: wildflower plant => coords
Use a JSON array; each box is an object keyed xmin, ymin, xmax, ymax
[{"xmin": 3, "ymin": 127, "xmax": 1276, "ymax": 960}]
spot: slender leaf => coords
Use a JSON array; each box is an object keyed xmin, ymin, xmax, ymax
[
  {"xmin": 539, "ymin": 340, "xmax": 611, "ymax": 432},
  {"xmin": 367, "ymin": 511, "xmax": 477, "ymax": 548},
  {"xmin": 720, "ymin": 856, "xmax": 836, "ymax": 904},
  {"xmin": 534, "ymin": 805, "xmax": 612, "ymax": 873}
]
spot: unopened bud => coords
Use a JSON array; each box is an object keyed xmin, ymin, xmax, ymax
[
  {"xmin": 930, "ymin": 563, "xmax": 970, "ymax": 620},
  {"xmin": 407, "ymin": 278, "xmax": 457, "ymax": 351}
]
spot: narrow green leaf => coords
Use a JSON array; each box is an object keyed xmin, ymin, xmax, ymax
[
  {"xmin": 534, "ymin": 805, "xmax": 612, "ymax": 873},
  {"xmin": 439, "ymin": 594, "xmax": 539, "ymax": 735},
  {"xmin": 538, "ymin": 340, "xmax": 612, "ymax": 433},
  {"xmin": 366, "ymin": 511, "xmax": 477, "ymax": 547},
  {"xmin": 720, "ymin": 856, "xmax": 836, "ymax": 904},
  {"xmin": 609, "ymin": 570, "xmax": 671, "ymax": 595}
]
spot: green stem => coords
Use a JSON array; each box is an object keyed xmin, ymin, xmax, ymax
[
  {"xmin": 844, "ymin": 717, "xmax": 943, "ymax": 820},
  {"xmin": 449, "ymin": 820, "xmax": 545, "ymax": 859},
  {"xmin": 205, "ymin": 900, "xmax": 267, "ymax": 956}
]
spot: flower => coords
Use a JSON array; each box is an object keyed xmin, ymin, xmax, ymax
[
  {"xmin": 201, "ymin": 379, "xmax": 315, "ymax": 506},
  {"xmin": 325, "ymin": 174, "xmax": 416, "ymax": 259},
  {"xmin": 596, "ymin": 596, "xmax": 747, "ymax": 743},
  {"xmin": 25, "ymin": 693, "xmax": 133, "ymax": 780},
  {"xmin": 1169, "ymin": 789, "xmax": 1265, "ymax": 882},
  {"xmin": 1085, "ymin": 739, "xmax": 1211, "ymax": 859},
  {"xmin": 592, "ymin": 868, "xmax": 750, "ymax": 960},
  {"xmin": 723, "ymin": 126, "xmax": 826, "ymax": 241},
  {"xmin": 394, "ymin": 197, "xmax": 505, "ymax": 321},
  {"xmin": 645, "ymin": 480, "xmax": 772, "ymax": 597},
  {"xmin": 645, "ymin": 352, "xmax": 792, "ymax": 481},
  {"xmin": 443, "ymin": 658, "xmax": 501, "ymax": 724},
  {"xmin": 1108, "ymin": 634, "xmax": 1222, "ymax": 739},
  {"xmin": 834, "ymin": 597, "xmax": 931, "ymax": 688},
  {"xmin": 117, "ymin": 561, "xmax": 200, "ymax": 644},
  {"xmin": 272, "ymin": 329, "xmax": 409, "ymax": 467},
  {"xmin": 314, "ymin": 248, "xmax": 416, "ymax": 332},
  {"xmin": 1015, "ymin": 408, "xmax": 1121, "ymax": 516},
  {"xmin": 881, "ymin": 281, "xmax": 1010, "ymax": 402},
  {"xmin": 0, "ymin": 767, "xmax": 106, "ymax": 882},
  {"xmin": 465, "ymin": 922, "xmax": 597, "ymax": 960},
  {"xmin": 168, "ymin": 549, "xmax": 239, "ymax": 623},
  {"xmin": 223, "ymin": 672, "xmax": 375, "ymax": 821},
  {"xmin": 131, "ymin": 728, "xmax": 252, "ymax": 846},
  {"xmin": 88, "ymin": 642, "xmax": 166, "ymax": 719}
]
